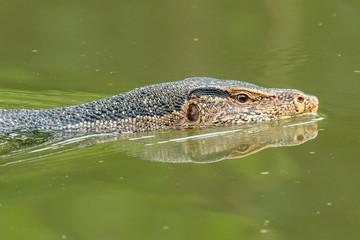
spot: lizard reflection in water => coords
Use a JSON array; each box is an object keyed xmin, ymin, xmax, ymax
[
  {"xmin": 127, "ymin": 116, "xmax": 320, "ymax": 163},
  {"xmin": 0, "ymin": 115, "xmax": 320, "ymax": 165}
]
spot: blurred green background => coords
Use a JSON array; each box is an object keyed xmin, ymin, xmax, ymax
[{"xmin": 0, "ymin": 0, "xmax": 360, "ymax": 239}]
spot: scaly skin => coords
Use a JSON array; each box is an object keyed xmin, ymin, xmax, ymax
[{"xmin": 0, "ymin": 77, "xmax": 319, "ymax": 134}]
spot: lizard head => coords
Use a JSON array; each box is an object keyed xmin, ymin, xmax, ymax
[{"xmin": 180, "ymin": 80, "xmax": 319, "ymax": 126}]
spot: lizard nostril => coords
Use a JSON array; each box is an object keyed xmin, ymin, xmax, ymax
[{"xmin": 297, "ymin": 97, "xmax": 304, "ymax": 104}]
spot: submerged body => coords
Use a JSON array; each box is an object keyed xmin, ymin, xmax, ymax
[{"xmin": 0, "ymin": 77, "xmax": 319, "ymax": 133}]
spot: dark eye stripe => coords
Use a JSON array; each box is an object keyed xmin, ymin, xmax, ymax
[{"xmin": 187, "ymin": 87, "xmax": 231, "ymax": 100}]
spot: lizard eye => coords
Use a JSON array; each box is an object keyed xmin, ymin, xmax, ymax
[{"xmin": 236, "ymin": 94, "xmax": 250, "ymax": 103}]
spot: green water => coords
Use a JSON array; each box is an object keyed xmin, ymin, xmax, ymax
[{"xmin": 1, "ymin": 0, "xmax": 360, "ymax": 239}]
